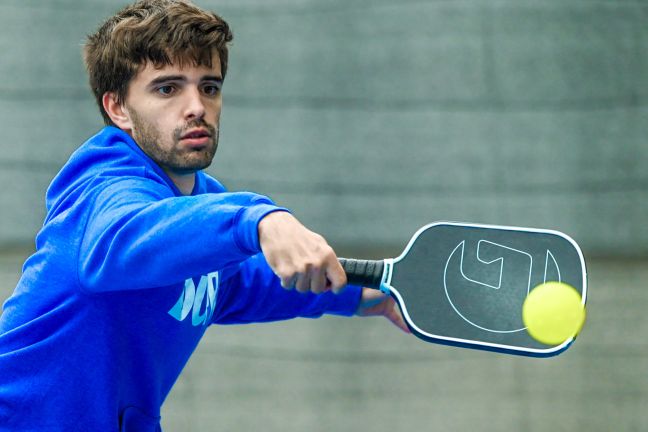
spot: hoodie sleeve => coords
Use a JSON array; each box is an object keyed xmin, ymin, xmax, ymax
[
  {"xmin": 214, "ymin": 254, "xmax": 363, "ymax": 324},
  {"xmin": 78, "ymin": 176, "xmax": 287, "ymax": 293}
]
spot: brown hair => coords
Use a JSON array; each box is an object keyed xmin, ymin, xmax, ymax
[{"xmin": 83, "ymin": 0, "xmax": 233, "ymax": 125}]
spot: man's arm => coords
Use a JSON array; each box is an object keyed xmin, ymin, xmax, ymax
[
  {"xmin": 79, "ymin": 177, "xmax": 344, "ymax": 296},
  {"xmin": 78, "ymin": 178, "xmax": 285, "ymax": 292},
  {"xmin": 213, "ymin": 254, "xmax": 410, "ymax": 334},
  {"xmin": 213, "ymin": 254, "xmax": 362, "ymax": 324},
  {"xmin": 78, "ymin": 176, "xmax": 409, "ymax": 333}
]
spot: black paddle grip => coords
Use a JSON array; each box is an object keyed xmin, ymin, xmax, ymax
[{"xmin": 338, "ymin": 258, "xmax": 384, "ymax": 289}]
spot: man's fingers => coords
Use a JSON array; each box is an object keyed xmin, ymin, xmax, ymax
[
  {"xmin": 280, "ymin": 274, "xmax": 297, "ymax": 290},
  {"xmin": 294, "ymin": 273, "xmax": 310, "ymax": 293},
  {"xmin": 310, "ymin": 267, "xmax": 328, "ymax": 294},
  {"xmin": 282, "ymin": 266, "xmax": 336, "ymax": 294},
  {"xmin": 327, "ymin": 260, "xmax": 347, "ymax": 293},
  {"xmin": 387, "ymin": 302, "xmax": 411, "ymax": 334}
]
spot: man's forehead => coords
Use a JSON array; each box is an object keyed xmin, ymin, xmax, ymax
[
  {"xmin": 136, "ymin": 54, "xmax": 222, "ymax": 82},
  {"xmin": 137, "ymin": 61, "xmax": 222, "ymax": 81}
]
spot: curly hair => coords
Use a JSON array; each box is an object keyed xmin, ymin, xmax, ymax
[{"xmin": 83, "ymin": 0, "xmax": 233, "ymax": 125}]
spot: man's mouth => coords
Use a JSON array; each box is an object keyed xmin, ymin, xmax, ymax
[{"xmin": 180, "ymin": 128, "xmax": 212, "ymax": 147}]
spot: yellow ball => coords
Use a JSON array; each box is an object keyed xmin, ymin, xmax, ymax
[{"xmin": 522, "ymin": 282, "xmax": 586, "ymax": 346}]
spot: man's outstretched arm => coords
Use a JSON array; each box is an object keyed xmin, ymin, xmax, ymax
[{"xmin": 258, "ymin": 211, "xmax": 410, "ymax": 333}]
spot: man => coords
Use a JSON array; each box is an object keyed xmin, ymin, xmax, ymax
[{"xmin": 0, "ymin": 1, "xmax": 407, "ymax": 430}]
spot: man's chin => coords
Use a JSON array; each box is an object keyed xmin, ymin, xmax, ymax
[
  {"xmin": 171, "ymin": 154, "xmax": 215, "ymax": 173},
  {"xmin": 179, "ymin": 137, "xmax": 214, "ymax": 151}
]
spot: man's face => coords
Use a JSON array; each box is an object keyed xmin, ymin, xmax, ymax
[{"xmin": 122, "ymin": 54, "xmax": 223, "ymax": 175}]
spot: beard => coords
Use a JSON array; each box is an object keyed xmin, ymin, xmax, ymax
[{"xmin": 128, "ymin": 107, "xmax": 219, "ymax": 175}]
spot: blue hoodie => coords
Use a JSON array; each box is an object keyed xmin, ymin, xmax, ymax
[{"xmin": 0, "ymin": 127, "xmax": 362, "ymax": 431}]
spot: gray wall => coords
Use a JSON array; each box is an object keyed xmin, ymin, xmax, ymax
[
  {"xmin": 1, "ymin": 0, "xmax": 647, "ymax": 256},
  {"xmin": 1, "ymin": 2, "xmax": 647, "ymax": 432}
]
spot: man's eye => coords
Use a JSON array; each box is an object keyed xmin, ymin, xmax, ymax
[
  {"xmin": 157, "ymin": 85, "xmax": 176, "ymax": 96},
  {"xmin": 203, "ymin": 85, "xmax": 220, "ymax": 96}
]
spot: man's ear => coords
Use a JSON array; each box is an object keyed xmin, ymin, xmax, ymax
[{"xmin": 102, "ymin": 92, "xmax": 133, "ymax": 132}]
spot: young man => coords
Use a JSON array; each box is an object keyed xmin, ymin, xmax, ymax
[{"xmin": 0, "ymin": 1, "xmax": 407, "ymax": 430}]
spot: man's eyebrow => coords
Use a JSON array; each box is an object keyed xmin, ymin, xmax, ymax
[
  {"xmin": 147, "ymin": 75, "xmax": 187, "ymax": 87},
  {"xmin": 147, "ymin": 74, "xmax": 223, "ymax": 87},
  {"xmin": 201, "ymin": 75, "xmax": 224, "ymax": 85}
]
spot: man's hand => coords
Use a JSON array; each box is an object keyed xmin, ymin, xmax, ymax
[
  {"xmin": 356, "ymin": 288, "xmax": 411, "ymax": 334},
  {"xmin": 258, "ymin": 211, "xmax": 347, "ymax": 294}
]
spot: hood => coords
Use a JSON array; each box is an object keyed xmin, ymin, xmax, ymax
[{"xmin": 43, "ymin": 126, "xmax": 183, "ymax": 224}]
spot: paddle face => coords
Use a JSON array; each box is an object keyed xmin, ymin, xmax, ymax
[{"xmin": 385, "ymin": 222, "xmax": 587, "ymax": 357}]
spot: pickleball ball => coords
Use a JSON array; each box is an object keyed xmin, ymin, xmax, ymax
[{"xmin": 522, "ymin": 282, "xmax": 586, "ymax": 345}]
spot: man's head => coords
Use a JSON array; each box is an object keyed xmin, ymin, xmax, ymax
[{"xmin": 83, "ymin": 0, "xmax": 233, "ymax": 180}]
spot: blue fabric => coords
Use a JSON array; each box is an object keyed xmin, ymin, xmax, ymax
[{"xmin": 0, "ymin": 127, "xmax": 362, "ymax": 431}]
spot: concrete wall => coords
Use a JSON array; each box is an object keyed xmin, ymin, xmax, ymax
[
  {"xmin": 1, "ymin": 0, "xmax": 647, "ymax": 256},
  {"xmin": 1, "ymin": 2, "xmax": 647, "ymax": 431}
]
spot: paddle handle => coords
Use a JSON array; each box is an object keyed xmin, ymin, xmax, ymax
[{"xmin": 338, "ymin": 258, "xmax": 384, "ymax": 289}]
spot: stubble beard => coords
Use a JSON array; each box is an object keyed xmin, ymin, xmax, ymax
[{"xmin": 128, "ymin": 108, "xmax": 219, "ymax": 175}]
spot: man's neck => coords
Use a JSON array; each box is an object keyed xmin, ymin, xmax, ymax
[{"xmin": 165, "ymin": 170, "xmax": 196, "ymax": 195}]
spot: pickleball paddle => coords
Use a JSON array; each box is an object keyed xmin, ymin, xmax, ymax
[{"xmin": 339, "ymin": 222, "xmax": 587, "ymax": 357}]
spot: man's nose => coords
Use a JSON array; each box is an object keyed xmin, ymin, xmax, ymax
[{"xmin": 183, "ymin": 87, "xmax": 206, "ymax": 120}]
